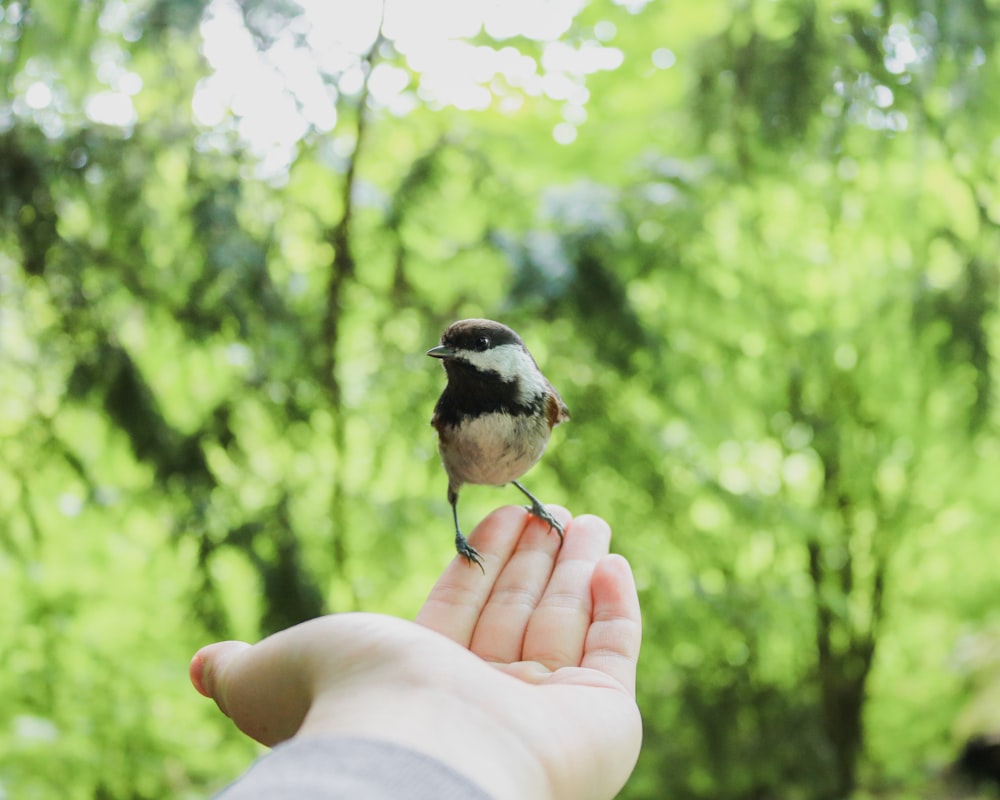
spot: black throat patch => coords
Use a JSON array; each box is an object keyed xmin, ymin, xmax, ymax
[{"xmin": 433, "ymin": 360, "xmax": 542, "ymax": 426}]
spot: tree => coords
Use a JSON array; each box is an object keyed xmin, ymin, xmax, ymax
[{"xmin": 2, "ymin": 0, "xmax": 999, "ymax": 797}]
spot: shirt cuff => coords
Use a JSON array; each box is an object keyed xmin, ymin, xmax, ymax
[{"xmin": 215, "ymin": 736, "xmax": 494, "ymax": 800}]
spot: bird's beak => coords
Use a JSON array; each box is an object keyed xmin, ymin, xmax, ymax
[{"xmin": 426, "ymin": 345, "xmax": 455, "ymax": 359}]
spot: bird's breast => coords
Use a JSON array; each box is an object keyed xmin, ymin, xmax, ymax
[{"xmin": 437, "ymin": 411, "xmax": 552, "ymax": 487}]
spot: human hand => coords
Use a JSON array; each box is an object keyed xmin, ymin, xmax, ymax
[{"xmin": 190, "ymin": 506, "xmax": 642, "ymax": 800}]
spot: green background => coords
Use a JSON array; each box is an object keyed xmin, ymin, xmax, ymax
[{"xmin": 2, "ymin": 0, "xmax": 999, "ymax": 797}]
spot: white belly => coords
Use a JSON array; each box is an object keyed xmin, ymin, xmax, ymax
[{"xmin": 440, "ymin": 412, "xmax": 551, "ymax": 487}]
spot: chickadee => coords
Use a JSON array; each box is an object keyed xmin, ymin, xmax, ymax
[{"xmin": 427, "ymin": 318, "xmax": 570, "ymax": 569}]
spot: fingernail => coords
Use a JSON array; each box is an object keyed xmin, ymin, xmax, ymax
[{"xmin": 189, "ymin": 651, "xmax": 211, "ymax": 697}]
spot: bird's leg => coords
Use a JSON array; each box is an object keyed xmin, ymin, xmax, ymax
[
  {"xmin": 449, "ymin": 487, "xmax": 484, "ymax": 572},
  {"xmin": 511, "ymin": 480, "xmax": 564, "ymax": 544}
]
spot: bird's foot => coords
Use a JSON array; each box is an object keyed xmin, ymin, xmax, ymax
[
  {"xmin": 524, "ymin": 500, "xmax": 565, "ymax": 545},
  {"xmin": 511, "ymin": 480, "xmax": 565, "ymax": 546},
  {"xmin": 455, "ymin": 532, "xmax": 485, "ymax": 573}
]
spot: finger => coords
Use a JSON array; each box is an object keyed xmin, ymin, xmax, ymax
[
  {"xmin": 415, "ymin": 506, "xmax": 529, "ymax": 646},
  {"xmin": 520, "ymin": 514, "xmax": 612, "ymax": 670},
  {"xmin": 468, "ymin": 505, "xmax": 571, "ymax": 663},
  {"xmin": 580, "ymin": 553, "xmax": 642, "ymax": 695}
]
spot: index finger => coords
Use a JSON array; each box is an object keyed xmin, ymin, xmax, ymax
[{"xmin": 415, "ymin": 505, "xmax": 533, "ymax": 646}]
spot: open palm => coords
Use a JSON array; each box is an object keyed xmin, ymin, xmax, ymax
[{"xmin": 192, "ymin": 506, "xmax": 642, "ymax": 800}]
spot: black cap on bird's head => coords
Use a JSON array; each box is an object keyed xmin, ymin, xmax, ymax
[{"xmin": 426, "ymin": 319, "xmax": 525, "ymax": 361}]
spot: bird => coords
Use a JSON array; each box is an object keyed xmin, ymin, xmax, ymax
[{"xmin": 427, "ymin": 318, "xmax": 570, "ymax": 570}]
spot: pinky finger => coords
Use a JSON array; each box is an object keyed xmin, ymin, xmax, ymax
[{"xmin": 580, "ymin": 554, "xmax": 641, "ymax": 696}]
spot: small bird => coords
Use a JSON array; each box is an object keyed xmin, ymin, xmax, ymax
[{"xmin": 428, "ymin": 318, "xmax": 570, "ymax": 570}]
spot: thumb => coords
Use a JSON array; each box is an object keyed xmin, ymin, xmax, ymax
[
  {"xmin": 189, "ymin": 641, "xmax": 251, "ymax": 715},
  {"xmin": 189, "ymin": 635, "xmax": 314, "ymax": 746}
]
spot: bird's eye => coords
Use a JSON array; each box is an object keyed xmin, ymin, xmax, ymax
[{"xmin": 475, "ymin": 335, "xmax": 491, "ymax": 351}]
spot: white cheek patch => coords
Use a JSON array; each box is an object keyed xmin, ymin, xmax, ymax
[
  {"xmin": 462, "ymin": 343, "xmax": 527, "ymax": 378},
  {"xmin": 462, "ymin": 343, "xmax": 548, "ymax": 402}
]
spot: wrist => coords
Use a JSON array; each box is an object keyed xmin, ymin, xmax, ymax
[{"xmin": 298, "ymin": 680, "xmax": 553, "ymax": 800}]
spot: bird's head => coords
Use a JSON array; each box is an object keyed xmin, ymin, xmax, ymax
[{"xmin": 427, "ymin": 318, "xmax": 548, "ymax": 397}]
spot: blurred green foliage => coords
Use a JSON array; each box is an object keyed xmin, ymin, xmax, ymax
[{"xmin": 2, "ymin": 0, "xmax": 999, "ymax": 797}]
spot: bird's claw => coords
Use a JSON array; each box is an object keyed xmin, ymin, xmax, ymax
[
  {"xmin": 455, "ymin": 533, "xmax": 485, "ymax": 573},
  {"xmin": 525, "ymin": 502, "xmax": 565, "ymax": 544}
]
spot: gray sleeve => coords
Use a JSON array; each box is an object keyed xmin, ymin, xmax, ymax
[{"xmin": 215, "ymin": 736, "xmax": 494, "ymax": 799}]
